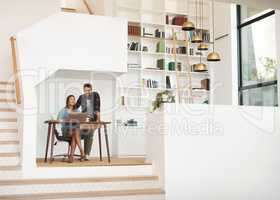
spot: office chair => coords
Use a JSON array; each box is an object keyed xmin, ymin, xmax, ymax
[{"xmin": 53, "ymin": 128, "xmax": 84, "ymax": 160}]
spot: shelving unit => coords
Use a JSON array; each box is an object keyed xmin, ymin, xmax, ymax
[{"xmin": 115, "ymin": 0, "xmax": 212, "ymax": 109}]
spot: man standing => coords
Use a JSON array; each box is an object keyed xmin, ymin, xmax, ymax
[{"xmin": 75, "ymin": 83, "xmax": 100, "ymax": 160}]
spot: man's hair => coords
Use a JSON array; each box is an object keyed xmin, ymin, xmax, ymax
[{"xmin": 83, "ymin": 83, "xmax": 92, "ymax": 89}]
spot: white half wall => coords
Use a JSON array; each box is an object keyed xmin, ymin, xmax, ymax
[
  {"xmin": 147, "ymin": 104, "xmax": 280, "ymax": 200},
  {"xmin": 0, "ymin": 0, "xmax": 60, "ymax": 81}
]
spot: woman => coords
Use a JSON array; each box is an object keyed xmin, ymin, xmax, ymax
[{"xmin": 57, "ymin": 95, "xmax": 85, "ymax": 163}]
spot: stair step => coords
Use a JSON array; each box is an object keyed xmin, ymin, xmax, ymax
[
  {"xmin": 0, "ymin": 129, "xmax": 18, "ymax": 133},
  {"xmin": 0, "ymin": 89, "xmax": 15, "ymax": 93},
  {"xmin": 0, "ymin": 175, "xmax": 162, "ymax": 195},
  {"xmin": 0, "ymin": 176, "xmax": 159, "ymax": 186},
  {"xmin": 0, "ymin": 188, "xmax": 164, "ymax": 199},
  {"xmin": 0, "ymin": 108, "xmax": 16, "ymax": 112},
  {"xmin": 0, "ymin": 152, "xmax": 20, "ymax": 157},
  {"xmin": 0, "ymin": 132, "xmax": 19, "ymax": 141},
  {"xmin": 0, "ymin": 112, "xmax": 17, "ymax": 118},
  {"xmin": 0, "ymin": 82, "xmax": 14, "ymax": 85},
  {"xmin": 0, "ymin": 165, "xmax": 21, "ymax": 171},
  {"xmin": 0, "ymin": 84, "xmax": 15, "ymax": 91},
  {"xmin": 0, "ymin": 143, "xmax": 20, "ymax": 153},
  {"xmin": 0, "ymin": 155, "xmax": 20, "ymax": 166},
  {"xmin": 0, "ymin": 118, "xmax": 17, "ymax": 122},
  {"xmin": 0, "ymin": 140, "xmax": 19, "ymax": 145},
  {"xmin": 0, "ymin": 122, "xmax": 18, "ymax": 129},
  {"xmin": 0, "ymin": 99, "xmax": 16, "ymax": 103}
]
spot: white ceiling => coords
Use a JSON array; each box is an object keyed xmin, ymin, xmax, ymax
[{"xmin": 216, "ymin": 0, "xmax": 280, "ymax": 9}]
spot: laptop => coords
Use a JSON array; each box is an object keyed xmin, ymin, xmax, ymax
[{"xmin": 67, "ymin": 112, "xmax": 88, "ymax": 123}]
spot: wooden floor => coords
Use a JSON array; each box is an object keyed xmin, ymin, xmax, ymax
[{"xmin": 37, "ymin": 157, "xmax": 150, "ymax": 167}]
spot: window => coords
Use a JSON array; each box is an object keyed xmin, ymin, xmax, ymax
[{"xmin": 237, "ymin": 6, "xmax": 277, "ymax": 106}]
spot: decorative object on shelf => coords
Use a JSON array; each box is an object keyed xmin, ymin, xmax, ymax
[
  {"xmin": 121, "ymin": 96, "xmax": 125, "ymax": 106},
  {"xmin": 201, "ymin": 79, "xmax": 210, "ymax": 90},
  {"xmin": 128, "ymin": 42, "xmax": 141, "ymax": 51},
  {"xmin": 207, "ymin": 0, "xmax": 221, "ymax": 62},
  {"xmin": 168, "ymin": 62, "xmax": 176, "ymax": 71},
  {"xmin": 124, "ymin": 119, "xmax": 138, "ymax": 127},
  {"xmin": 151, "ymin": 90, "xmax": 175, "ymax": 112},
  {"xmin": 166, "ymin": 76, "xmax": 171, "ymax": 89},
  {"xmin": 157, "ymin": 59, "xmax": 165, "ymax": 70},
  {"xmin": 142, "ymin": 46, "xmax": 148, "ymax": 52},
  {"xmin": 155, "ymin": 29, "xmax": 165, "ymax": 38},
  {"xmin": 156, "ymin": 40, "xmax": 165, "ymax": 53},
  {"xmin": 192, "ymin": 0, "xmax": 203, "ymax": 43},
  {"xmin": 198, "ymin": 0, "xmax": 209, "ymax": 51}
]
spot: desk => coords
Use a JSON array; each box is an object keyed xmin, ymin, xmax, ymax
[{"xmin": 44, "ymin": 120, "xmax": 111, "ymax": 163}]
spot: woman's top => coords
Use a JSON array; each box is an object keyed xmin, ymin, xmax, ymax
[{"xmin": 57, "ymin": 107, "xmax": 78, "ymax": 134}]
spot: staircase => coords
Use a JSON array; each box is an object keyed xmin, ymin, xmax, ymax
[
  {"xmin": 0, "ymin": 81, "xmax": 20, "ymax": 171},
  {"xmin": 0, "ymin": 176, "xmax": 165, "ymax": 200}
]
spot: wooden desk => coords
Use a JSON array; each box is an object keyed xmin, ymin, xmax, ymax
[{"xmin": 44, "ymin": 120, "xmax": 111, "ymax": 163}]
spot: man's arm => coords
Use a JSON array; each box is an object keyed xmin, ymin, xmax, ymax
[
  {"xmin": 75, "ymin": 95, "xmax": 82, "ymax": 110},
  {"xmin": 93, "ymin": 92, "xmax": 101, "ymax": 122}
]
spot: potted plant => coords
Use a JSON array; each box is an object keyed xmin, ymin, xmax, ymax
[{"xmin": 151, "ymin": 90, "xmax": 175, "ymax": 112}]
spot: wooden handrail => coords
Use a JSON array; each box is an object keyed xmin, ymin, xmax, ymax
[
  {"xmin": 82, "ymin": 0, "xmax": 94, "ymax": 15},
  {"xmin": 10, "ymin": 37, "xmax": 21, "ymax": 105}
]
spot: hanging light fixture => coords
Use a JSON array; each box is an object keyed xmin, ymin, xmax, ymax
[
  {"xmin": 192, "ymin": 0, "xmax": 203, "ymax": 43},
  {"xmin": 207, "ymin": 0, "xmax": 221, "ymax": 61},
  {"xmin": 182, "ymin": 0, "xmax": 195, "ymax": 31},
  {"xmin": 182, "ymin": 21, "xmax": 195, "ymax": 31},
  {"xmin": 198, "ymin": 0, "xmax": 208, "ymax": 51}
]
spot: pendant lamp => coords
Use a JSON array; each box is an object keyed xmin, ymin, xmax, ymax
[
  {"xmin": 182, "ymin": 0, "xmax": 195, "ymax": 31},
  {"xmin": 207, "ymin": 0, "xmax": 221, "ymax": 62},
  {"xmin": 197, "ymin": 0, "xmax": 208, "ymax": 51},
  {"xmin": 192, "ymin": 0, "xmax": 203, "ymax": 43}
]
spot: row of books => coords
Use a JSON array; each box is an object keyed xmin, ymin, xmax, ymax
[
  {"xmin": 166, "ymin": 46, "xmax": 187, "ymax": 54},
  {"xmin": 128, "ymin": 25, "xmax": 141, "ymax": 36},
  {"xmin": 142, "ymin": 79, "xmax": 159, "ymax": 88}
]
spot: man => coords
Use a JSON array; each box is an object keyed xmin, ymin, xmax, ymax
[{"xmin": 75, "ymin": 83, "xmax": 100, "ymax": 160}]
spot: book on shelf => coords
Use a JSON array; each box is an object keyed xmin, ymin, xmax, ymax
[
  {"xmin": 166, "ymin": 76, "xmax": 171, "ymax": 89},
  {"xmin": 128, "ymin": 25, "xmax": 141, "ymax": 36},
  {"xmin": 142, "ymin": 78, "xmax": 159, "ymax": 88},
  {"xmin": 166, "ymin": 46, "xmax": 186, "ymax": 54}
]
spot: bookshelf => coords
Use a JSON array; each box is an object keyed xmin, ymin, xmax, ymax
[{"xmin": 115, "ymin": 0, "xmax": 212, "ymax": 109}]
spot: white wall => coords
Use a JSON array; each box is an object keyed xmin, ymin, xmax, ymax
[
  {"xmin": 16, "ymin": 12, "xmax": 128, "ymax": 85},
  {"xmin": 147, "ymin": 104, "xmax": 280, "ymax": 200},
  {"xmin": 211, "ymin": 2, "xmax": 238, "ymax": 105},
  {"xmin": 0, "ymin": 0, "xmax": 60, "ymax": 81}
]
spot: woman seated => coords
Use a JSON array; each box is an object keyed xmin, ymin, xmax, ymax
[{"xmin": 57, "ymin": 95, "xmax": 85, "ymax": 163}]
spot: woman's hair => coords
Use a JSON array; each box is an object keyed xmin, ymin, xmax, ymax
[{"xmin": 65, "ymin": 95, "xmax": 75, "ymax": 109}]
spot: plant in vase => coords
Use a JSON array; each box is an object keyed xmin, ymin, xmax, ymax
[{"xmin": 151, "ymin": 90, "xmax": 175, "ymax": 112}]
